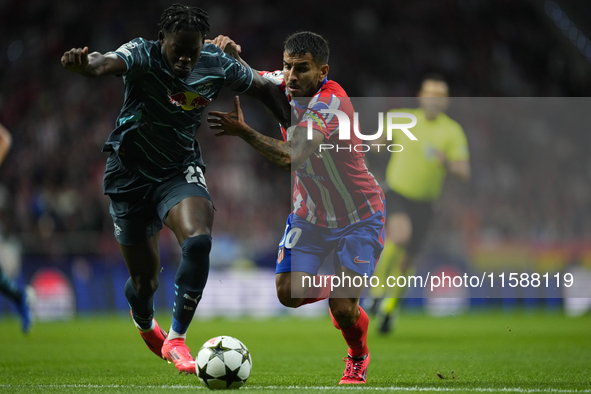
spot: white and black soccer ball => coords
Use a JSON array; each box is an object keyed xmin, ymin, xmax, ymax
[{"xmin": 196, "ymin": 335, "xmax": 252, "ymax": 390}]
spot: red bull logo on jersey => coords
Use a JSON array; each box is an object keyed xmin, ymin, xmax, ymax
[{"xmin": 168, "ymin": 90, "xmax": 210, "ymax": 111}]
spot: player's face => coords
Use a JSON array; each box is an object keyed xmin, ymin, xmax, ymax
[
  {"xmin": 159, "ymin": 30, "xmax": 204, "ymax": 79},
  {"xmin": 418, "ymin": 80, "xmax": 450, "ymax": 120},
  {"xmin": 283, "ymin": 52, "xmax": 328, "ymax": 97}
]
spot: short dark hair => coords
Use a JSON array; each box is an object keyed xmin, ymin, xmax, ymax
[
  {"xmin": 284, "ymin": 31, "xmax": 329, "ymax": 65},
  {"xmin": 422, "ymin": 72, "xmax": 447, "ymax": 85},
  {"xmin": 159, "ymin": 4, "xmax": 210, "ymax": 37}
]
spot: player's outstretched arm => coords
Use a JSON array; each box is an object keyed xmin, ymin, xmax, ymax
[
  {"xmin": 206, "ymin": 35, "xmax": 251, "ymax": 69},
  {"xmin": 244, "ymin": 73, "xmax": 291, "ymax": 129},
  {"xmin": 207, "ymin": 35, "xmax": 290, "ymax": 128},
  {"xmin": 61, "ymin": 46, "xmax": 127, "ymax": 77},
  {"xmin": 208, "ymin": 96, "xmax": 323, "ymax": 171},
  {"xmin": 0, "ymin": 123, "xmax": 12, "ymax": 167},
  {"xmin": 209, "ymin": 96, "xmax": 291, "ymax": 170}
]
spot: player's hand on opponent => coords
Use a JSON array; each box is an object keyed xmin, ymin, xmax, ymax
[
  {"xmin": 208, "ymin": 96, "xmax": 248, "ymax": 137},
  {"xmin": 205, "ymin": 35, "xmax": 241, "ymax": 59},
  {"xmin": 61, "ymin": 47, "xmax": 90, "ymax": 73}
]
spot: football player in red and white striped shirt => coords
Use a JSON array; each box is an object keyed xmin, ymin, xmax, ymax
[{"xmin": 208, "ymin": 31, "xmax": 385, "ymax": 384}]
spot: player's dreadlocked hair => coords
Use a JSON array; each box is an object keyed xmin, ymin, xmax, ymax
[
  {"xmin": 284, "ymin": 31, "xmax": 329, "ymax": 66},
  {"xmin": 159, "ymin": 4, "xmax": 210, "ymax": 37}
]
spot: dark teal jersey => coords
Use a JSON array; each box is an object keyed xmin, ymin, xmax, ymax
[{"xmin": 102, "ymin": 38, "xmax": 254, "ymax": 181}]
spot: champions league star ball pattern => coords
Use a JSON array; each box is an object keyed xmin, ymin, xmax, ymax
[{"xmin": 196, "ymin": 336, "xmax": 252, "ymax": 390}]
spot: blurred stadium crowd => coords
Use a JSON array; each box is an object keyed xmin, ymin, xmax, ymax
[{"xmin": 1, "ymin": 0, "xmax": 591, "ymax": 268}]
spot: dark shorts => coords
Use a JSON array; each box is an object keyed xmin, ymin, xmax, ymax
[
  {"xmin": 385, "ymin": 190, "xmax": 434, "ymax": 256},
  {"xmin": 103, "ymin": 155, "xmax": 211, "ymax": 246}
]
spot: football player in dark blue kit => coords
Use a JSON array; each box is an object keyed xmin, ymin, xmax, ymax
[{"xmin": 61, "ymin": 4, "xmax": 290, "ymax": 374}]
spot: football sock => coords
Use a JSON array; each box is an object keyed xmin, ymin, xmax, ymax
[
  {"xmin": 369, "ymin": 241, "xmax": 405, "ymax": 298},
  {"xmin": 167, "ymin": 320, "xmax": 187, "ymax": 340},
  {"xmin": 0, "ymin": 265, "xmax": 23, "ymax": 304},
  {"xmin": 135, "ymin": 319, "xmax": 155, "ymax": 333},
  {"xmin": 300, "ymin": 275, "xmax": 332, "ymax": 306},
  {"xmin": 331, "ymin": 306, "xmax": 369, "ymax": 358},
  {"xmin": 124, "ymin": 278, "xmax": 154, "ymax": 330},
  {"xmin": 171, "ymin": 235, "xmax": 211, "ymax": 335},
  {"xmin": 330, "ymin": 307, "xmax": 341, "ymax": 329}
]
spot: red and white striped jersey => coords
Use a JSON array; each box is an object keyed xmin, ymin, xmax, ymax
[{"xmin": 260, "ymin": 70, "xmax": 385, "ymax": 228}]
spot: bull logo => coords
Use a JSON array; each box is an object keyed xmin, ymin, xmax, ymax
[{"xmin": 168, "ymin": 90, "xmax": 210, "ymax": 111}]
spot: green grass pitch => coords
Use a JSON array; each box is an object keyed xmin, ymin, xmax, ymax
[{"xmin": 0, "ymin": 310, "xmax": 589, "ymax": 393}]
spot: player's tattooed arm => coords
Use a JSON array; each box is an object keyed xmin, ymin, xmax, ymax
[
  {"xmin": 289, "ymin": 126, "xmax": 325, "ymax": 169},
  {"xmin": 61, "ymin": 47, "xmax": 127, "ymax": 77},
  {"xmin": 241, "ymin": 129, "xmax": 292, "ymax": 171},
  {"xmin": 208, "ymin": 96, "xmax": 323, "ymax": 171},
  {"xmin": 208, "ymin": 96, "xmax": 291, "ymax": 170}
]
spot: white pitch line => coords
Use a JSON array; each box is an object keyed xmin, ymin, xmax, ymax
[
  {"xmin": 259, "ymin": 387, "xmax": 591, "ymax": 393},
  {"xmin": 0, "ymin": 385, "xmax": 589, "ymax": 393},
  {"xmin": 254, "ymin": 388, "xmax": 590, "ymax": 393}
]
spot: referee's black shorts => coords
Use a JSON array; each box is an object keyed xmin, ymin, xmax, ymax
[{"xmin": 384, "ymin": 189, "xmax": 434, "ymax": 256}]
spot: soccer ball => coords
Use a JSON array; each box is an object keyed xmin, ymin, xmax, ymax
[{"xmin": 196, "ymin": 336, "xmax": 252, "ymax": 390}]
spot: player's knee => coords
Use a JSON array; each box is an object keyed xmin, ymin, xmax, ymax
[
  {"xmin": 131, "ymin": 277, "xmax": 159, "ymax": 296},
  {"xmin": 181, "ymin": 234, "xmax": 212, "ymax": 259},
  {"xmin": 276, "ymin": 273, "xmax": 310, "ymax": 307},
  {"xmin": 329, "ymin": 300, "xmax": 358, "ymax": 323},
  {"xmin": 276, "ymin": 284, "xmax": 301, "ymax": 308},
  {"xmin": 276, "ymin": 286, "xmax": 296, "ymax": 308},
  {"xmin": 176, "ymin": 235, "xmax": 211, "ymax": 293}
]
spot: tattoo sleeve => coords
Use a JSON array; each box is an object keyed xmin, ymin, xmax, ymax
[
  {"xmin": 235, "ymin": 122, "xmax": 323, "ymax": 172},
  {"xmin": 239, "ymin": 126, "xmax": 292, "ymax": 171}
]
